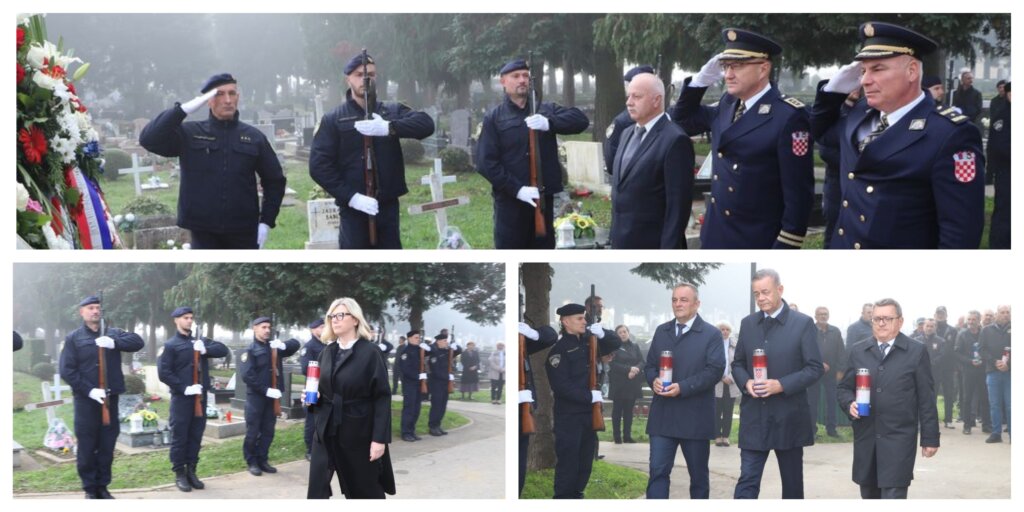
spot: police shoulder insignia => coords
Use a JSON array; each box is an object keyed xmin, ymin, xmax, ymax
[
  {"xmin": 240, "ymin": 352, "xmax": 249, "ymax": 363},
  {"xmin": 300, "ymin": 348, "xmax": 307, "ymax": 356},
  {"xmin": 994, "ymin": 119, "xmax": 1004, "ymax": 132},
  {"xmin": 157, "ymin": 346, "xmax": 165, "ymax": 357},
  {"xmin": 709, "ymin": 101, "xmax": 720, "ymax": 108},
  {"xmin": 939, "ymin": 109, "xmax": 968, "ymax": 124},
  {"xmin": 605, "ymin": 123, "xmax": 615, "ymax": 138},
  {"xmin": 401, "ymin": 353, "xmax": 408, "ymax": 360},
  {"xmin": 782, "ymin": 97, "xmax": 805, "ymax": 109},
  {"xmin": 548, "ymin": 354, "xmax": 561, "ymax": 368},
  {"xmin": 909, "ymin": 119, "xmax": 926, "ymax": 131},
  {"xmin": 758, "ymin": 104, "xmax": 772, "ymax": 114}
]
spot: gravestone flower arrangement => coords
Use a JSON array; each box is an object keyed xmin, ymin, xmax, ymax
[
  {"xmin": 554, "ymin": 212, "xmax": 597, "ymax": 240},
  {"xmin": 16, "ymin": 14, "xmax": 121, "ymax": 249}
]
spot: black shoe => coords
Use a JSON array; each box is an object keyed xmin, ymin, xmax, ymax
[
  {"xmin": 248, "ymin": 464, "xmax": 263, "ymax": 476},
  {"xmin": 429, "ymin": 427, "xmax": 444, "ymax": 436},
  {"xmin": 985, "ymin": 434, "xmax": 1003, "ymax": 443},
  {"xmin": 964, "ymin": 426, "xmax": 972, "ymax": 435},
  {"xmin": 596, "ymin": 454, "xmax": 605, "ymax": 460},
  {"xmin": 96, "ymin": 487, "xmax": 114, "ymax": 499},
  {"xmin": 614, "ymin": 438, "xmax": 622, "ymax": 444},
  {"xmin": 258, "ymin": 461, "xmax": 277, "ymax": 473},
  {"xmin": 174, "ymin": 468, "xmax": 192, "ymax": 492},
  {"xmin": 402, "ymin": 434, "xmax": 417, "ymax": 442},
  {"xmin": 944, "ymin": 422, "xmax": 955, "ymax": 429},
  {"xmin": 983, "ymin": 426, "xmax": 993, "ymax": 434},
  {"xmin": 413, "ymin": 434, "xmax": 423, "ymax": 440},
  {"xmin": 440, "ymin": 428, "xmax": 448, "ymax": 435},
  {"xmin": 84, "ymin": 489, "xmax": 100, "ymax": 499},
  {"xmin": 624, "ymin": 438, "xmax": 636, "ymax": 444},
  {"xmin": 186, "ymin": 464, "xmax": 205, "ymax": 490}
]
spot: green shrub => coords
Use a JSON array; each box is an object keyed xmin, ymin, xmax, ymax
[
  {"xmin": 401, "ymin": 138, "xmax": 425, "ymax": 164},
  {"xmin": 101, "ymin": 149, "xmax": 133, "ymax": 181},
  {"xmin": 440, "ymin": 147, "xmax": 473, "ymax": 174},
  {"xmin": 121, "ymin": 195, "xmax": 171, "ymax": 216},
  {"xmin": 30, "ymin": 362, "xmax": 55, "ymax": 381},
  {"xmin": 124, "ymin": 374, "xmax": 146, "ymax": 395}
]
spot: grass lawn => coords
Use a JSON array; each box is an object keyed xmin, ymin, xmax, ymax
[
  {"xmin": 450, "ymin": 386, "xmax": 505, "ymax": 404},
  {"xmin": 520, "ymin": 459, "xmax": 648, "ymax": 499}
]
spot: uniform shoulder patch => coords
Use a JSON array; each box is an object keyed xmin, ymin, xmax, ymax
[
  {"xmin": 157, "ymin": 346, "xmax": 165, "ymax": 357},
  {"xmin": 782, "ymin": 97, "xmax": 805, "ymax": 109},
  {"xmin": 240, "ymin": 352, "xmax": 249, "ymax": 363},
  {"xmin": 300, "ymin": 348, "xmax": 307, "ymax": 357},
  {"xmin": 605, "ymin": 123, "xmax": 615, "ymax": 138},
  {"xmin": 401, "ymin": 353, "xmax": 408, "ymax": 360},
  {"xmin": 548, "ymin": 353, "xmax": 561, "ymax": 368}
]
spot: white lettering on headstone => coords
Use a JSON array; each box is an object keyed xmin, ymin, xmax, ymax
[{"xmin": 305, "ymin": 199, "xmax": 340, "ymax": 249}]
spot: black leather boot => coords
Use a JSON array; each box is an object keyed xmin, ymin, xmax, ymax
[
  {"xmin": 186, "ymin": 463, "xmax": 205, "ymax": 490},
  {"xmin": 174, "ymin": 467, "xmax": 192, "ymax": 492}
]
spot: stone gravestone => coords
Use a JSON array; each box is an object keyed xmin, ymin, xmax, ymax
[
  {"xmin": 564, "ymin": 141, "xmax": 610, "ymax": 195},
  {"xmin": 407, "ymin": 159, "xmax": 470, "ymax": 248},
  {"xmin": 305, "ymin": 199, "xmax": 340, "ymax": 249},
  {"xmin": 128, "ymin": 214, "xmax": 190, "ymax": 249},
  {"xmin": 449, "ymin": 109, "xmax": 472, "ymax": 152},
  {"xmin": 422, "ymin": 106, "xmax": 445, "ymax": 158},
  {"xmin": 255, "ymin": 123, "xmax": 276, "ymax": 148},
  {"xmin": 132, "ymin": 118, "xmax": 150, "ymax": 139},
  {"xmin": 118, "ymin": 153, "xmax": 155, "ymax": 197}
]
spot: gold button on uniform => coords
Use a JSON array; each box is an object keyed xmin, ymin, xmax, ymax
[
  {"xmin": 854, "ymin": 242, "xmax": 861, "ymax": 249},
  {"xmin": 848, "ymin": 172, "xmax": 855, "ymax": 179},
  {"xmin": 838, "ymin": 228, "xmax": 845, "ymax": 236},
  {"xmin": 859, "ymin": 215, "xmax": 866, "ymax": 222},
  {"xmin": 725, "ymin": 210, "xmax": 731, "ymax": 216},
  {"xmin": 728, "ymin": 186, "xmax": 734, "ymax": 192},
  {"xmin": 842, "ymin": 200, "xmax": 849, "ymax": 207},
  {"xmin": 866, "ymin": 186, "xmax": 874, "ymax": 194}
]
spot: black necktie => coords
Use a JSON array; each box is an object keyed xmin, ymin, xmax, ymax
[
  {"xmin": 879, "ymin": 342, "xmax": 890, "ymax": 359},
  {"xmin": 733, "ymin": 101, "xmax": 747, "ymax": 123},
  {"xmin": 621, "ymin": 125, "xmax": 646, "ymax": 170},
  {"xmin": 859, "ymin": 113, "xmax": 889, "ymax": 152}
]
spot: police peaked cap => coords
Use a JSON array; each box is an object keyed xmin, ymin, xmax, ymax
[
  {"xmin": 251, "ymin": 316, "xmax": 272, "ymax": 327},
  {"xmin": 717, "ymin": 28, "xmax": 782, "ymax": 61},
  {"xmin": 556, "ymin": 303, "xmax": 587, "ymax": 317},
  {"xmin": 308, "ymin": 318, "xmax": 324, "ymax": 329},
  {"xmin": 171, "ymin": 306, "xmax": 193, "ymax": 318},
  {"xmin": 344, "ymin": 52, "xmax": 375, "ymax": 75},
  {"xmin": 500, "ymin": 59, "xmax": 529, "ymax": 75},
  {"xmin": 79, "ymin": 295, "xmax": 101, "ymax": 307},
  {"xmin": 200, "ymin": 73, "xmax": 237, "ymax": 93},
  {"xmin": 854, "ymin": 22, "xmax": 937, "ymax": 61},
  {"xmin": 624, "ymin": 65, "xmax": 655, "ymax": 82}
]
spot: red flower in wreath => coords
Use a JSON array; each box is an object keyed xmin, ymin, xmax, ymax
[
  {"xmin": 17, "ymin": 26, "xmax": 25, "ymax": 50},
  {"xmin": 17, "ymin": 62, "xmax": 25, "ymax": 84},
  {"xmin": 18, "ymin": 125, "xmax": 48, "ymax": 165}
]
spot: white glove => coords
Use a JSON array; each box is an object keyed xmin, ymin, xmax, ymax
[
  {"xmin": 823, "ymin": 61, "xmax": 862, "ymax": 94},
  {"xmin": 518, "ymin": 322, "xmax": 539, "ymax": 340},
  {"xmin": 257, "ymin": 223, "xmax": 270, "ymax": 249},
  {"xmin": 378, "ymin": 343, "xmax": 388, "ymax": 351},
  {"xmin": 588, "ymin": 324, "xmax": 604, "ymax": 337},
  {"xmin": 516, "ymin": 186, "xmax": 540, "ymax": 207},
  {"xmin": 265, "ymin": 388, "xmax": 282, "ymax": 399},
  {"xmin": 449, "ymin": 342, "xmax": 459, "ymax": 351},
  {"xmin": 354, "ymin": 113, "xmax": 391, "ymax": 137},
  {"xmin": 192, "ymin": 339, "xmax": 206, "ymax": 354},
  {"xmin": 95, "ymin": 336, "xmax": 115, "ymax": 349},
  {"xmin": 691, "ymin": 55, "xmax": 724, "ymax": 88},
  {"xmin": 181, "ymin": 89, "xmax": 218, "ymax": 115},
  {"xmin": 418, "ymin": 372, "xmax": 428, "ymax": 380},
  {"xmin": 518, "ymin": 389, "xmax": 534, "ymax": 404},
  {"xmin": 348, "ymin": 193, "xmax": 379, "ymax": 216},
  {"xmin": 591, "ymin": 390, "xmax": 603, "ymax": 403},
  {"xmin": 88, "ymin": 388, "xmax": 106, "ymax": 404},
  {"xmin": 525, "ymin": 114, "xmax": 549, "ymax": 132},
  {"xmin": 420, "ymin": 343, "xmax": 431, "ymax": 352},
  {"xmin": 184, "ymin": 384, "xmax": 203, "ymax": 396},
  {"xmin": 449, "ymin": 374, "xmax": 455, "ymax": 381},
  {"xmin": 269, "ymin": 339, "xmax": 286, "ymax": 350}
]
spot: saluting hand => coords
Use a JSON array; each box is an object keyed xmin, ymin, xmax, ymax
[
  {"xmin": 823, "ymin": 61, "xmax": 862, "ymax": 95},
  {"xmin": 691, "ymin": 55, "xmax": 724, "ymax": 88},
  {"xmin": 181, "ymin": 89, "xmax": 218, "ymax": 115}
]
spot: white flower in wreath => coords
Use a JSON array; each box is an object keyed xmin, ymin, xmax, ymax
[
  {"xmin": 31, "ymin": 68, "xmax": 61, "ymax": 91},
  {"xmin": 42, "ymin": 223, "xmax": 73, "ymax": 250},
  {"xmin": 50, "ymin": 134, "xmax": 78, "ymax": 164},
  {"xmin": 25, "ymin": 41, "xmax": 58, "ymax": 69},
  {"xmin": 16, "ymin": 183, "xmax": 31, "ymax": 211},
  {"xmin": 53, "ymin": 81, "xmax": 72, "ymax": 104}
]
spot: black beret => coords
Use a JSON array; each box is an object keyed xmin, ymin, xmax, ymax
[
  {"xmin": 344, "ymin": 52, "xmax": 375, "ymax": 75},
  {"xmin": 718, "ymin": 28, "xmax": 782, "ymax": 61},
  {"xmin": 500, "ymin": 59, "xmax": 529, "ymax": 75},
  {"xmin": 406, "ymin": 330, "xmax": 421, "ymax": 338},
  {"xmin": 624, "ymin": 65, "xmax": 655, "ymax": 82},
  {"xmin": 854, "ymin": 22, "xmax": 937, "ymax": 61},
  {"xmin": 200, "ymin": 73, "xmax": 236, "ymax": 93},
  {"xmin": 921, "ymin": 75, "xmax": 943, "ymax": 89},
  {"xmin": 1005, "ymin": 81, "xmax": 1011, "ymax": 93},
  {"xmin": 79, "ymin": 295, "xmax": 101, "ymax": 307},
  {"xmin": 308, "ymin": 318, "xmax": 324, "ymax": 329},
  {"xmin": 171, "ymin": 306, "xmax": 193, "ymax": 318},
  {"xmin": 556, "ymin": 303, "xmax": 587, "ymax": 316},
  {"xmin": 434, "ymin": 333, "xmax": 449, "ymax": 341},
  {"xmin": 251, "ymin": 316, "xmax": 272, "ymax": 328}
]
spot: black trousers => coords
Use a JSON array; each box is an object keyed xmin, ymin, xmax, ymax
[
  {"xmin": 807, "ymin": 375, "xmax": 839, "ymax": 433},
  {"xmin": 491, "ymin": 374, "xmax": 505, "ymax": 401},
  {"xmin": 168, "ymin": 395, "xmax": 206, "ymax": 469},
  {"xmin": 734, "ymin": 447, "xmax": 804, "ymax": 499},
  {"xmin": 492, "ymin": 194, "xmax": 555, "ymax": 249},
  {"xmin": 611, "ymin": 397, "xmax": 637, "ymax": 440},
  {"xmin": 400, "ymin": 379, "xmax": 422, "ymax": 436},
  {"xmin": 427, "ymin": 377, "xmax": 449, "ymax": 429},
  {"xmin": 73, "ymin": 395, "xmax": 120, "ymax": 491},
  {"xmin": 553, "ymin": 411, "xmax": 595, "ymax": 498},
  {"xmin": 963, "ymin": 369, "xmax": 991, "ymax": 428},
  {"xmin": 242, "ymin": 398, "xmax": 277, "ymax": 465},
  {"xmin": 519, "ymin": 433, "xmax": 530, "ymax": 496},
  {"xmin": 189, "ymin": 229, "xmax": 257, "ymax": 249},
  {"xmin": 860, "ymin": 485, "xmax": 908, "ymax": 499},
  {"xmin": 338, "ymin": 199, "xmax": 401, "ymax": 249},
  {"xmin": 935, "ymin": 368, "xmax": 955, "ymax": 423},
  {"xmin": 715, "ymin": 396, "xmax": 736, "ymax": 438},
  {"xmin": 304, "ymin": 408, "xmax": 316, "ymax": 453}
]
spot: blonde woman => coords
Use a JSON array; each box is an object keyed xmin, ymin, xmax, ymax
[{"xmin": 306, "ymin": 298, "xmax": 394, "ymax": 499}]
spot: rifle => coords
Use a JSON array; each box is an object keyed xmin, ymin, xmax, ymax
[
  {"xmin": 361, "ymin": 48, "xmax": 380, "ymax": 247},
  {"xmin": 519, "ymin": 311, "xmax": 536, "ymax": 434},
  {"xmin": 192, "ymin": 299, "xmax": 203, "ymax": 417},
  {"xmin": 97, "ymin": 290, "xmax": 110, "ymax": 426},
  {"xmin": 419, "ymin": 328, "xmax": 428, "ymax": 394},
  {"xmin": 588, "ymin": 284, "xmax": 605, "ymax": 431},
  {"xmin": 527, "ymin": 51, "xmax": 546, "ymax": 239},
  {"xmin": 448, "ymin": 325, "xmax": 455, "ymax": 393},
  {"xmin": 270, "ymin": 313, "xmax": 281, "ymax": 417}
]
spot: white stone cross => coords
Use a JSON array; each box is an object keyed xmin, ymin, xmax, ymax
[
  {"xmin": 118, "ymin": 153, "xmax": 155, "ymax": 196},
  {"xmin": 24, "ymin": 374, "xmax": 73, "ymax": 425},
  {"xmin": 407, "ymin": 158, "xmax": 469, "ymax": 239}
]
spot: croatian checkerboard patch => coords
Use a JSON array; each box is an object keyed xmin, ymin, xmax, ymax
[
  {"xmin": 792, "ymin": 131, "xmax": 809, "ymax": 156},
  {"xmin": 953, "ymin": 151, "xmax": 977, "ymax": 183}
]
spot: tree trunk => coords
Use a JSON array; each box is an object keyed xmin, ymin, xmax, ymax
[
  {"xmin": 593, "ymin": 45, "xmax": 624, "ymax": 144},
  {"xmin": 581, "ymin": 73, "xmax": 591, "ymax": 95},
  {"xmin": 547, "ymin": 63, "xmax": 559, "ymax": 101},
  {"xmin": 522, "ymin": 263, "xmax": 556, "ymax": 471},
  {"xmin": 563, "ymin": 54, "xmax": 576, "ymax": 107},
  {"xmin": 147, "ymin": 305, "xmax": 157, "ymax": 364},
  {"xmin": 452, "ymin": 80, "xmax": 471, "ymax": 110}
]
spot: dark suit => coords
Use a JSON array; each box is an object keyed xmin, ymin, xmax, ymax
[
  {"xmin": 811, "ymin": 87, "xmax": 985, "ymax": 248},
  {"xmin": 610, "ymin": 114, "xmax": 695, "ymax": 249},
  {"xmin": 731, "ymin": 302, "xmax": 823, "ymax": 498},
  {"xmin": 643, "ymin": 315, "xmax": 725, "ymax": 499},
  {"xmin": 674, "ymin": 80, "xmax": 815, "ymax": 249},
  {"xmin": 837, "ymin": 334, "xmax": 939, "ymax": 497}
]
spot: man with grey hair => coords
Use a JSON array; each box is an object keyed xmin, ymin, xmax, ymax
[
  {"xmin": 847, "ymin": 303, "xmax": 874, "ymax": 348},
  {"xmin": 954, "ymin": 310, "xmax": 990, "ymax": 435},
  {"xmin": 809, "ymin": 306, "xmax": 845, "ymax": 437},
  {"xmin": 610, "ymin": 73, "xmax": 694, "ymax": 249},
  {"xmin": 838, "ymin": 297, "xmax": 939, "ymax": 499},
  {"xmin": 731, "ymin": 269, "xmax": 823, "ymax": 498}
]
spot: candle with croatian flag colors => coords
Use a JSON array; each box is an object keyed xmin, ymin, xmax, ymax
[
  {"xmin": 752, "ymin": 349, "xmax": 767, "ymax": 382},
  {"xmin": 304, "ymin": 361, "xmax": 320, "ymax": 405},
  {"xmin": 659, "ymin": 351, "xmax": 673, "ymax": 387},
  {"xmin": 855, "ymin": 368, "xmax": 871, "ymax": 416}
]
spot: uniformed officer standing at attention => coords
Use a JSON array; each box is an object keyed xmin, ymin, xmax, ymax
[
  {"xmin": 59, "ymin": 296, "xmax": 144, "ymax": 499},
  {"xmin": 309, "ymin": 52, "xmax": 435, "ymax": 249},
  {"xmin": 810, "ymin": 22, "xmax": 986, "ymax": 249},
  {"xmin": 477, "ymin": 58, "xmax": 589, "ymax": 249},
  {"xmin": 139, "ymin": 73, "xmax": 286, "ymax": 249},
  {"xmin": 987, "ymin": 81, "xmax": 1010, "ymax": 249},
  {"xmin": 299, "ymin": 318, "xmax": 326, "ymax": 460},
  {"xmin": 241, "ymin": 316, "xmax": 299, "ymax": 476},
  {"xmin": 426, "ymin": 333, "xmax": 462, "ymax": 436},
  {"xmin": 674, "ymin": 29, "xmax": 814, "ymax": 249},
  {"xmin": 517, "ymin": 320, "xmax": 558, "ymax": 496},
  {"xmin": 604, "ymin": 65, "xmax": 655, "ymax": 169},
  {"xmin": 157, "ymin": 306, "xmax": 229, "ymax": 492},
  {"xmin": 545, "ymin": 303, "xmax": 621, "ymax": 498},
  {"xmin": 398, "ymin": 330, "xmax": 428, "ymax": 442}
]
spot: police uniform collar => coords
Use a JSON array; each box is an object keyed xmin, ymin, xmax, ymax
[
  {"xmin": 208, "ymin": 109, "xmax": 239, "ymax": 128},
  {"xmin": 735, "ymin": 82, "xmax": 773, "ymax": 114},
  {"xmin": 877, "ymin": 91, "xmax": 927, "ymax": 127},
  {"xmin": 346, "ymin": 89, "xmax": 377, "ymax": 115},
  {"xmin": 504, "ymin": 94, "xmax": 529, "ymax": 112},
  {"xmin": 82, "ymin": 322, "xmax": 101, "ymax": 334}
]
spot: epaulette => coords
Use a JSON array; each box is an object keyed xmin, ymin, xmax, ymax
[
  {"xmin": 781, "ymin": 96, "xmax": 805, "ymax": 109},
  {"xmin": 709, "ymin": 101, "xmax": 720, "ymax": 107},
  {"xmin": 937, "ymin": 107, "xmax": 969, "ymax": 125}
]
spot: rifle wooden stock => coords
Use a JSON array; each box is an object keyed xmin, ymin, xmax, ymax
[
  {"xmin": 519, "ymin": 334, "xmax": 535, "ymax": 435},
  {"xmin": 447, "ymin": 347, "xmax": 455, "ymax": 393},
  {"xmin": 193, "ymin": 348, "xmax": 203, "ymax": 417},
  {"xmin": 271, "ymin": 347, "xmax": 281, "ymax": 417},
  {"xmin": 98, "ymin": 346, "xmax": 110, "ymax": 425},
  {"xmin": 364, "ymin": 136, "xmax": 377, "ymax": 247},
  {"xmin": 528, "ymin": 130, "xmax": 546, "ymax": 238},
  {"xmin": 419, "ymin": 346, "xmax": 428, "ymax": 394},
  {"xmin": 589, "ymin": 334, "xmax": 604, "ymax": 431}
]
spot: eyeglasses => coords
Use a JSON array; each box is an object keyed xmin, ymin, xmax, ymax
[
  {"xmin": 720, "ymin": 60, "xmax": 767, "ymax": 72},
  {"xmin": 871, "ymin": 316, "xmax": 900, "ymax": 325},
  {"xmin": 327, "ymin": 312, "xmax": 352, "ymax": 321}
]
